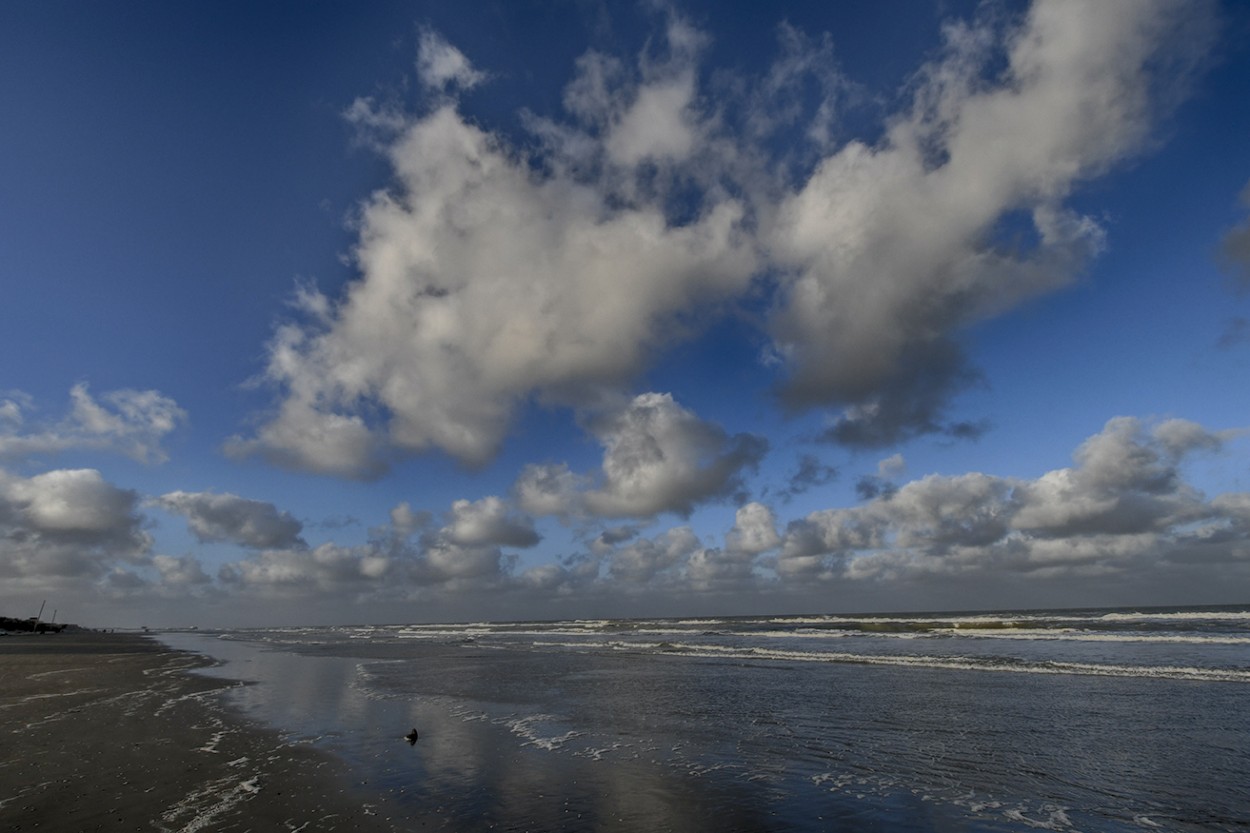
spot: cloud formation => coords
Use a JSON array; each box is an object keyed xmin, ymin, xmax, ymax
[
  {"xmin": 232, "ymin": 1, "xmax": 1215, "ymax": 477},
  {"xmin": 0, "ymin": 467, "xmax": 150, "ymax": 585},
  {"xmin": 11, "ymin": 412, "xmax": 1242, "ymax": 617},
  {"xmin": 769, "ymin": 0, "xmax": 1212, "ymax": 443},
  {"xmin": 775, "ymin": 417, "xmax": 1242, "ymax": 583},
  {"xmin": 0, "ymin": 384, "xmax": 185, "ymax": 464},
  {"xmin": 416, "ymin": 28, "xmax": 487, "ymax": 92},
  {"xmin": 1221, "ymin": 179, "xmax": 1250, "ymax": 293},
  {"xmin": 780, "ymin": 454, "xmax": 838, "ymax": 500},
  {"xmin": 515, "ymin": 393, "xmax": 767, "ymax": 519},
  {"xmin": 442, "ymin": 496, "xmax": 540, "ymax": 548},
  {"xmin": 608, "ymin": 525, "xmax": 702, "ymax": 583},
  {"xmin": 215, "ymin": 493, "xmax": 539, "ymax": 599},
  {"xmin": 229, "ymin": 17, "xmax": 755, "ymax": 478},
  {"xmin": 155, "ymin": 491, "xmax": 306, "ymax": 550}
]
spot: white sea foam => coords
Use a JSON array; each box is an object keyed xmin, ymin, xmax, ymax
[
  {"xmin": 0, "ymin": 687, "xmax": 103, "ymax": 709},
  {"xmin": 497, "ymin": 713, "xmax": 584, "ymax": 751},
  {"xmin": 526, "ymin": 638, "xmax": 1250, "ymax": 682},
  {"xmin": 930, "ymin": 628, "xmax": 1250, "ymax": 645},
  {"xmin": 196, "ymin": 729, "xmax": 227, "ymax": 753},
  {"xmin": 158, "ymin": 773, "xmax": 262, "ymax": 833},
  {"xmin": 1002, "ymin": 805, "xmax": 1074, "ymax": 831},
  {"xmin": 25, "ymin": 666, "xmax": 89, "ymax": 679},
  {"xmin": 742, "ymin": 629, "xmax": 856, "ymax": 639},
  {"xmin": 1098, "ymin": 610, "xmax": 1250, "ymax": 621}
]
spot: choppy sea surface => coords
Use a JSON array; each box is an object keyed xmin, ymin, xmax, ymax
[{"xmin": 158, "ymin": 605, "xmax": 1250, "ymax": 832}]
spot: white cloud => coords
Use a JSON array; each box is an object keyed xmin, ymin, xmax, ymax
[
  {"xmin": 235, "ymin": 1, "xmax": 1214, "ymax": 478},
  {"xmin": 417, "ymin": 28, "xmax": 487, "ymax": 92},
  {"xmin": 1012, "ymin": 418, "xmax": 1224, "ymax": 536},
  {"xmin": 518, "ymin": 554, "xmax": 601, "ymax": 595},
  {"xmin": 217, "ymin": 536, "xmax": 511, "ymax": 599},
  {"xmin": 0, "ymin": 384, "xmax": 185, "ymax": 464},
  {"xmin": 608, "ymin": 525, "xmax": 701, "ymax": 584},
  {"xmin": 0, "ymin": 467, "xmax": 150, "ymax": 585},
  {"xmin": 686, "ymin": 502, "xmax": 780, "ymax": 588},
  {"xmin": 775, "ymin": 416, "xmax": 1242, "ymax": 584},
  {"xmin": 515, "ymin": 463, "xmax": 587, "ymax": 518},
  {"xmin": 152, "ymin": 554, "xmax": 213, "ymax": 589},
  {"xmin": 877, "ymin": 454, "xmax": 906, "ymax": 479},
  {"xmin": 232, "ymin": 15, "xmax": 756, "ymax": 478},
  {"xmin": 604, "ymin": 73, "xmax": 698, "ymax": 166},
  {"xmin": 443, "ymin": 496, "xmax": 540, "ymax": 548},
  {"xmin": 233, "ymin": 97, "xmax": 754, "ymax": 476},
  {"xmin": 224, "ymin": 394, "xmax": 386, "ymax": 480},
  {"xmin": 419, "ymin": 541, "xmax": 509, "ymax": 584},
  {"xmin": 219, "ymin": 542, "xmax": 394, "ymax": 595},
  {"xmin": 389, "ymin": 501, "xmax": 430, "ymax": 536},
  {"xmin": 515, "ymin": 393, "xmax": 767, "ymax": 520},
  {"xmin": 557, "ymin": 13, "xmax": 709, "ymax": 169},
  {"xmin": 155, "ymin": 491, "xmax": 306, "ymax": 550},
  {"xmin": 216, "ymin": 492, "xmax": 538, "ymax": 598},
  {"xmin": 767, "ymin": 0, "xmax": 1213, "ymax": 444},
  {"xmin": 725, "ymin": 502, "xmax": 780, "ymax": 555},
  {"xmin": 584, "ymin": 394, "xmax": 767, "ymax": 518},
  {"xmin": 0, "ymin": 391, "xmax": 31, "ymax": 429},
  {"xmin": 0, "ymin": 466, "xmax": 221, "ymax": 610}
]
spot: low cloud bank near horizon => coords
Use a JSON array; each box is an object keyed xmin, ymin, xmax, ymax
[{"xmin": 5, "ymin": 414, "xmax": 1250, "ymax": 625}]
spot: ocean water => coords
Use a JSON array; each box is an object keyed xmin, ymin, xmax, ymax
[{"xmin": 158, "ymin": 605, "xmax": 1250, "ymax": 832}]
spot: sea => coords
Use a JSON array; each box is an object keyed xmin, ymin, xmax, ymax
[{"xmin": 156, "ymin": 604, "xmax": 1250, "ymax": 832}]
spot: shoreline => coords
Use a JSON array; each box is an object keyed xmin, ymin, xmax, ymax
[{"xmin": 0, "ymin": 631, "xmax": 404, "ymax": 832}]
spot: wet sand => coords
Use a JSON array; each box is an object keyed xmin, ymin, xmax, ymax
[{"xmin": 0, "ymin": 632, "xmax": 402, "ymax": 832}]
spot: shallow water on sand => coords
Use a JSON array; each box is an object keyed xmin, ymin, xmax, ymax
[{"xmin": 160, "ymin": 606, "xmax": 1250, "ymax": 832}]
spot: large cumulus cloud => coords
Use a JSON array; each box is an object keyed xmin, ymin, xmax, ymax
[
  {"xmin": 230, "ymin": 0, "xmax": 1215, "ymax": 478},
  {"xmin": 227, "ymin": 16, "xmax": 755, "ymax": 478},
  {"xmin": 768, "ymin": 0, "xmax": 1212, "ymax": 443},
  {"xmin": 0, "ymin": 468, "xmax": 151, "ymax": 592},
  {"xmin": 0, "ymin": 467, "xmax": 221, "ymax": 613}
]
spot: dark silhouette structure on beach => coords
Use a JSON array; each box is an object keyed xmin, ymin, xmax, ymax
[{"xmin": 0, "ymin": 615, "xmax": 66, "ymax": 634}]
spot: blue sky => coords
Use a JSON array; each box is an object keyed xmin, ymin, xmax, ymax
[{"xmin": 2, "ymin": 0, "xmax": 1250, "ymax": 627}]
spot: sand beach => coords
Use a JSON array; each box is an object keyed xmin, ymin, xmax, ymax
[{"xmin": 0, "ymin": 632, "xmax": 400, "ymax": 832}]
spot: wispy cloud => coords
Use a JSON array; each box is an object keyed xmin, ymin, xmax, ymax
[
  {"xmin": 0, "ymin": 384, "xmax": 185, "ymax": 465},
  {"xmin": 1221, "ymin": 179, "xmax": 1250, "ymax": 293},
  {"xmin": 416, "ymin": 28, "xmax": 487, "ymax": 92}
]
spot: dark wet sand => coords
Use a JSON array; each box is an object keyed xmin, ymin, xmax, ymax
[{"xmin": 0, "ymin": 632, "xmax": 403, "ymax": 832}]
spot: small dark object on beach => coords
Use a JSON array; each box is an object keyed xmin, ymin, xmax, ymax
[{"xmin": 404, "ymin": 728, "xmax": 419, "ymax": 745}]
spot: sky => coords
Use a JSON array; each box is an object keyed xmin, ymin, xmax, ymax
[{"xmin": 2, "ymin": 0, "xmax": 1250, "ymax": 628}]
